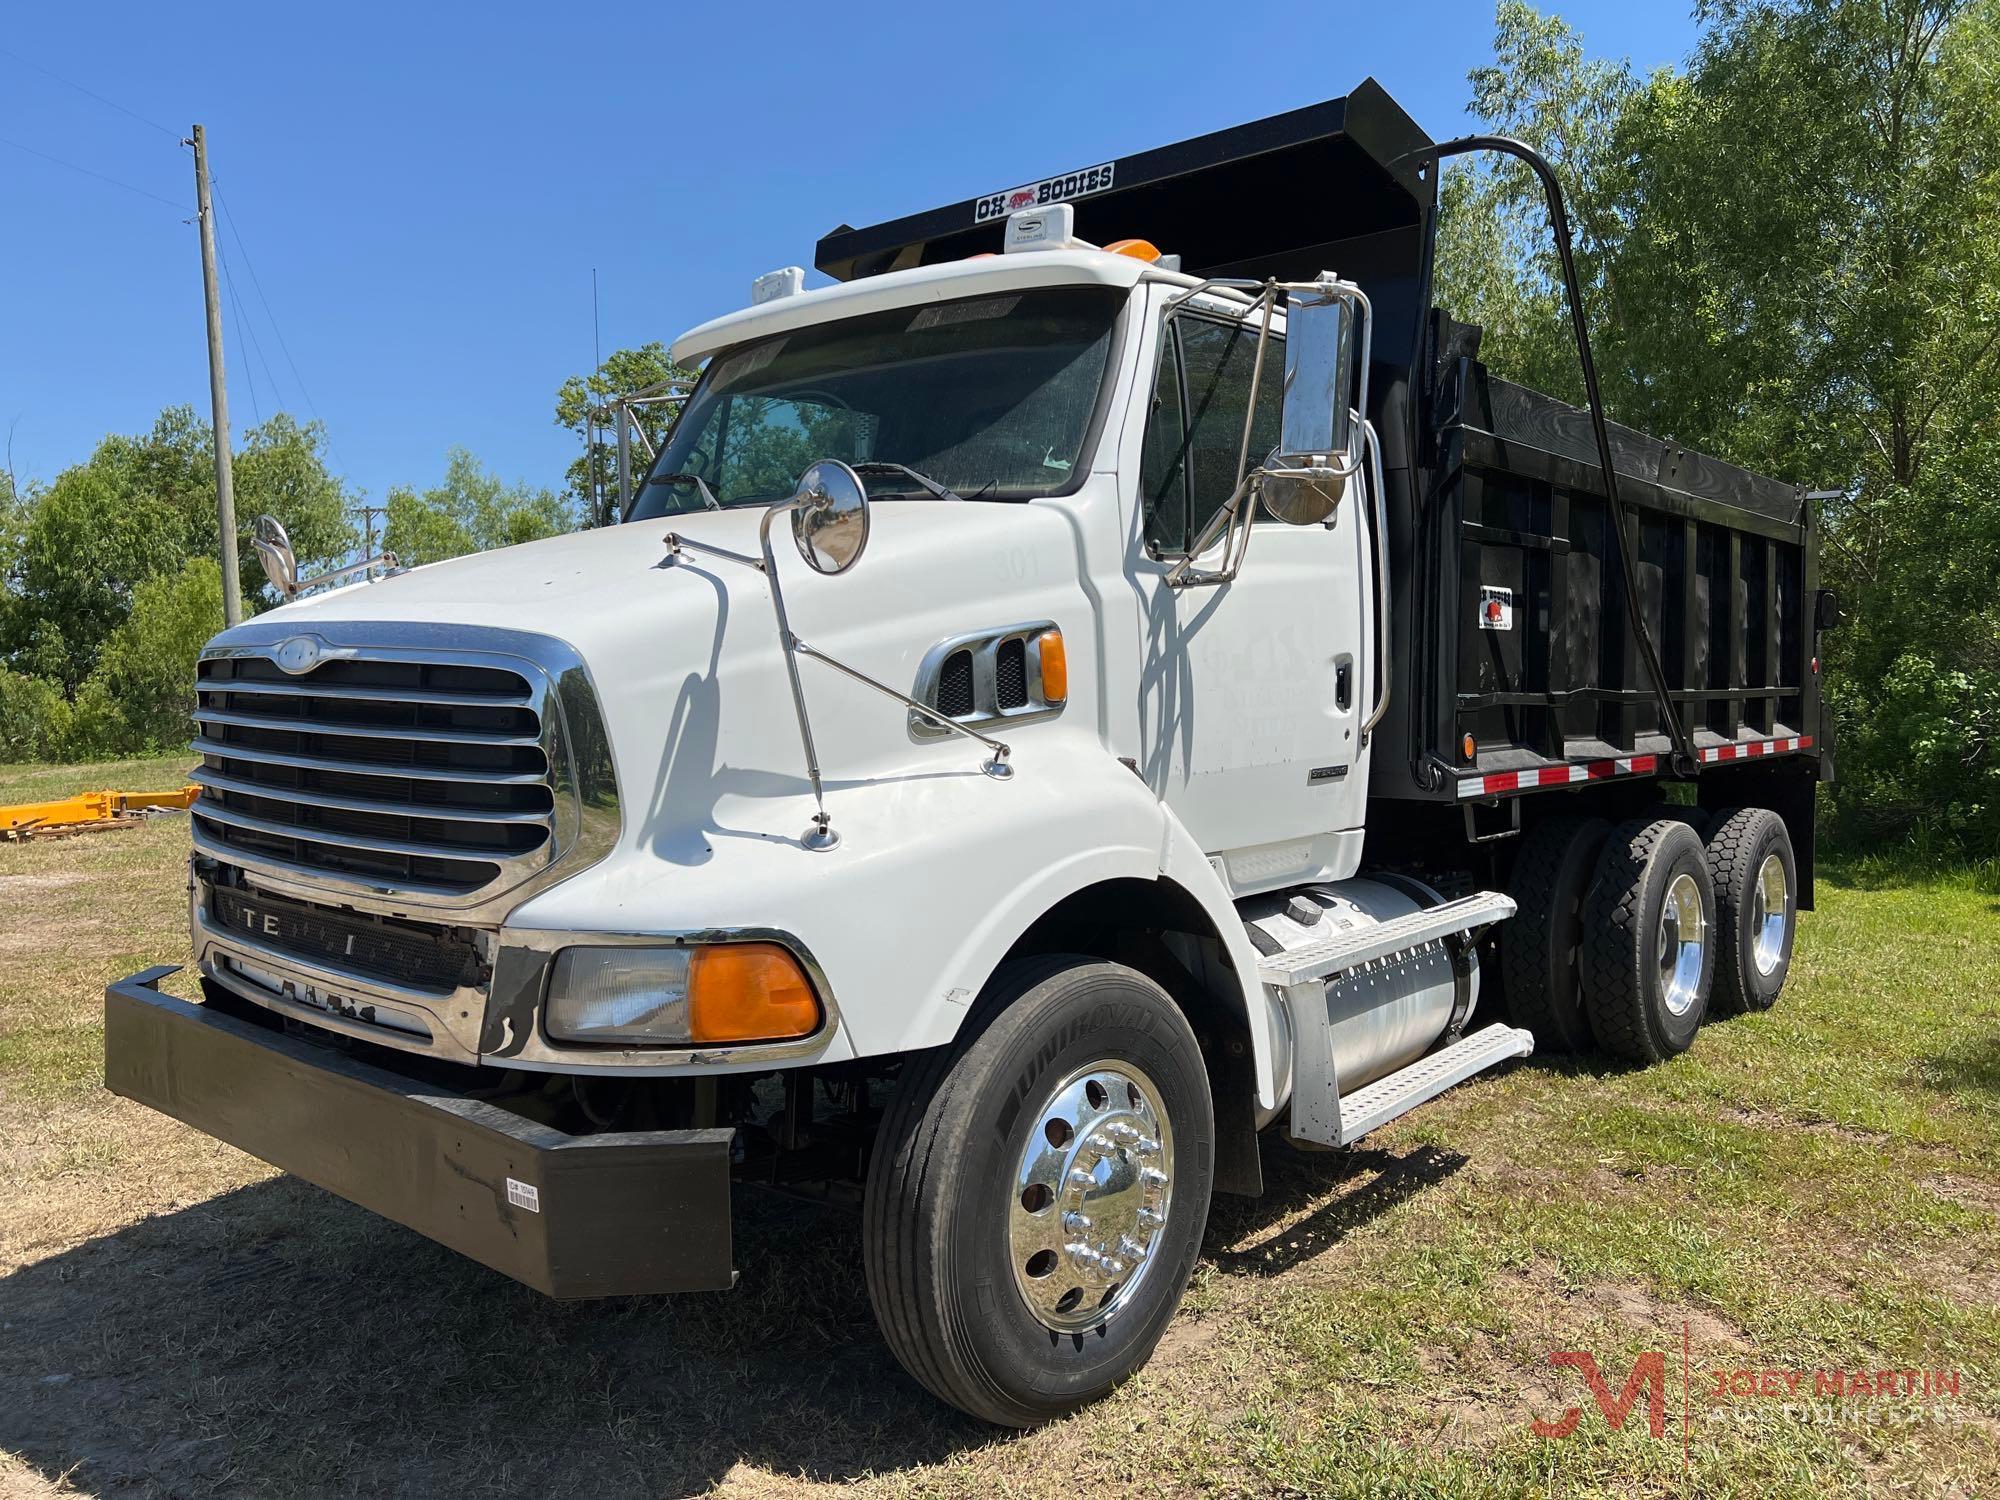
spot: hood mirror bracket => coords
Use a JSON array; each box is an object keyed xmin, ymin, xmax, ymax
[{"xmin": 662, "ymin": 462, "xmax": 1012, "ymax": 852}]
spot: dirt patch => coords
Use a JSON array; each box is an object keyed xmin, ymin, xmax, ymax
[{"xmin": 1924, "ymin": 1173, "xmax": 2000, "ymax": 1219}]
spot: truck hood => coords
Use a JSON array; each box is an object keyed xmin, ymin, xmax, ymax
[
  {"xmin": 266, "ymin": 502, "xmax": 1077, "ymax": 662},
  {"xmin": 233, "ymin": 500, "xmax": 1095, "ymax": 864}
]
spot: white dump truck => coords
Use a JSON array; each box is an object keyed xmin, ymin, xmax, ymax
[{"xmin": 109, "ymin": 80, "xmax": 1832, "ymax": 1426}]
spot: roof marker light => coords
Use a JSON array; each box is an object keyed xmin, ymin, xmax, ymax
[
  {"xmin": 1105, "ymin": 238, "xmax": 1162, "ymax": 263},
  {"xmin": 1004, "ymin": 202, "xmax": 1074, "ymax": 255},
  {"xmin": 751, "ymin": 266, "xmax": 806, "ymax": 304}
]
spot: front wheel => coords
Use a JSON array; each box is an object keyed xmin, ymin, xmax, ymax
[{"xmin": 861, "ymin": 957, "xmax": 1214, "ymax": 1427}]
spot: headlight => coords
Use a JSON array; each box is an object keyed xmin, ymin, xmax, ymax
[{"xmin": 545, "ymin": 943, "xmax": 821, "ymax": 1046}]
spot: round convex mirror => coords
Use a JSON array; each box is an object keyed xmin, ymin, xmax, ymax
[
  {"xmin": 790, "ymin": 460, "xmax": 871, "ymax": 575},
  {"xmin": 1261, "ymin": 468, "xmax": 1345, "ymax": 526},
  {"xmin": 252, "ymin": 513, "xmax": 298, "ymax": 597}
]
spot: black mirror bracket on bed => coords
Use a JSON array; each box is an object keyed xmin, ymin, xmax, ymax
[{"xmin": 1420, "ymin": 134, "xmax": 1701, "ymax": 780}]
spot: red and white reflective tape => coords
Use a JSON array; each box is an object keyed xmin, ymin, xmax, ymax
[
  {"xmin": 1455, "ymin": 734, "xmax": 1813, "ymax": 800},
  {"xmin": 1698, "ymin": 734, "xmax": 1813, "ymax": 764}
]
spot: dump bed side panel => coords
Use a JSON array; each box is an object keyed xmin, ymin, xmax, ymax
[{"xmin": 1380, "ymin": 352, "xmax": 1824, "ymax": 803}]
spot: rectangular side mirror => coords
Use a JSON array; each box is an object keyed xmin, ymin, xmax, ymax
[
  {"xmin": 1815, "ymin": 588, "xmax": 1843, "ymax": 632},
  {"xmin": 1279, "ymin": 287, "xmax": 1356, "ymax": 462}
]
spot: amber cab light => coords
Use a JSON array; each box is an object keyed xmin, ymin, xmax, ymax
[
  {"xmin": 1104, "ymin": 238, "xmax": 1163, "ymax": 262},
  {"xmin": 688, "ymin": 943, "xmax": 821, "ymax": 1043},
  {"xmin": 1036, "ymin": 629, "xmax": 1068, "ymax": 703}
]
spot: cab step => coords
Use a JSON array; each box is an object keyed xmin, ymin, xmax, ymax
[
  {"xmin": 1330, "ymin": 1022, "xmax": 1535, "ymax": 1145},
  {"xmin": 1255, "ymin": 890, "xmax": 1517, "ymax": 987}
]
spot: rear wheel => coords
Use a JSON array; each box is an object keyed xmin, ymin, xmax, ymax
[
  {"xmin": 1501, "ymin": 816, "xmax": 1611, "ymax": 1053},
  {"xmin": 862, "ymin": 957, "xmax": 1214, "ymax": 1427},
  {"xmin": 1581, "ymin": 818, "xmax": 1715, "ymax": 1063},
  {"xmin": 1705, "ymin": 807, "xmax": 1796, "ymax": 1015}
]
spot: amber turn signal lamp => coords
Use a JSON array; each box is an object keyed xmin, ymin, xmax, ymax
[
  {"xmin": 1036, "ymin": 629, "xmax": 1068, "ymax": 703},
  {"xmin": 688, "ymin": 943, "xmax": 821, "ymax": 1043}
]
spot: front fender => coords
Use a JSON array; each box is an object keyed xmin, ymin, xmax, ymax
[{"xmin": 507, "ymin": 741, "xmax": 1278, "ymax": 1101}]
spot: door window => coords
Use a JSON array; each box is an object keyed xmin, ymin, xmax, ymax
[{"xmin": 1140, "ymin": 313, "xmax": 1283, "ymax": 554}]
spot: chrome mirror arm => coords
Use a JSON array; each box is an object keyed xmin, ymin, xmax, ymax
[
  {"xmin": 664, "ymin": 488, "xmax": 1012, "ymax": 855},
  {"xmin": 662, "ymin": 532, "xmax": 765, "ymax": 573},
  {"xmin": 663, "ymin": 504, "xmax": 840, "ymax": 850},
  {"xmin": 755, "ymin": 500, "xmax": 842, "ymax": 850},
  {"xmin": 789, "ymin": 639, "xmax": 1013, "ymax": 779}
]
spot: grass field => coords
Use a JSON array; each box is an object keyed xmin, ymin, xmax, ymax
[{"xmin": 0, "ymin": 754, "xmax": 1995, "ymax": 1498}]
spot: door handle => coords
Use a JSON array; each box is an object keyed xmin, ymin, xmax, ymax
[{"xmin": 1335, "ymin": 661, "xmax": 1353, "ymax": 710}]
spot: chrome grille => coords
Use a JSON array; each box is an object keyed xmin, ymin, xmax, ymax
[{"xmin": 193, "ymin": 652, "xmax": 557, "ymax": 903}]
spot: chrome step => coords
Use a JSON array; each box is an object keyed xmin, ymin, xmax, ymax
[
  {"xmin": 1332, "ymin": 1022, "xmax": 1535, "ymax": 1145},
  {"xmin": 1256, "ymin": 890, "xmax": 1517, "ymax": 988}
]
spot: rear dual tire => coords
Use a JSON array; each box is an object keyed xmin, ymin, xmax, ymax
[
  {"xmin": 1501, "ymin": 816, "xmax": 1611, "ymax": 1053},
  {"xmin": 1705, "ymin": 807, "xmax": 1797, "ymax": 1015},
  {"xmin": 1581, "ymin": 818, "xmax": 1716, "ymax": 1064}
]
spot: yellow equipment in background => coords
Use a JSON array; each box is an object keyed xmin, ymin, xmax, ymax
[{"xmin": 0, "ymin": 784, "xmax": 200, "ymax": 841}]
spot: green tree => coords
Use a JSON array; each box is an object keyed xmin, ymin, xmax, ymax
[
  {"xmin": 1434, "ymin": 1, "xmax": 1645, "ymax": 407},
  {"xmin": 0, "ymin": 669, "xmax": 73, "ymax": 761},
  {"xmin": 233, "ymin": 413, "xmax": 357, "ymax": 605},
  {"xmin": 72, "ymin": 556, "xmax": 225, "ymax": 754},
  {"xmin": 383, "ymin": 448, "xmax": 573, "ymax": 567},
  {"xmin": 5, "ymin": 463, "xmax": 187, "ymax": 691},
  {"xmin": 1440, "ymin": 0, "xmax": 2000, "ymax": 851},
  {"xmin": 555, "ymin": 343, "xmax": 699, "ymax": 526}
]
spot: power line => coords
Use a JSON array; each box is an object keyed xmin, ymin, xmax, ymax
[
  {"xmin": 216, "ymin": 237, "xmax": 265, "ymax": 426},
  {"xmin": 0, "ymin": 133, "xmax": 184, "ymax": 212},
  {"xmin": 216, "ymin": 230, "xmax": 285, "ymax": 422},
  {"xmin": 0, "ymin": 43, "xmax": 179, "ymax": 139},
  {"xmin": 214, "ymin": 190, "xmax": 337, "ymax": 461}
]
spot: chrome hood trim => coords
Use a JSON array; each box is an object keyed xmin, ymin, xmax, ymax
[{"xmin": 194, "ymin": 619, "xmax": 620, "ymax": 927}]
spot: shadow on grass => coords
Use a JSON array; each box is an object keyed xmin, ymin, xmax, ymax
[
  {"xmin": 1923, "ymin": 1035, "xmax": 2000, "ymax": 1098},
  {"xmin": 1204, "ymin": 1139, "xmax": 1468, "ymax": 1279},
  {"xmin": 0, "ymin": 1179, "xmax": 985, "ymax": 1496},
  {"xmin": 0, "ymin": 1133, "xmax": 1463, "ymax": 1495}
]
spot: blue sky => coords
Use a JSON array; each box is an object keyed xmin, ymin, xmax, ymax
[{"xmin": 0, "ymin": 1, "xmax": 1701, "ymax": 506}]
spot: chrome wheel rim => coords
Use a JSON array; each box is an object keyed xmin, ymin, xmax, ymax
[
  {"xmin": 1657, "ymin": 871, "xmax": 1709, "ymax": 1017},
  {"xmin": 1008, "ymin": 1060, "xmax": 1174, "ymax": 1334},
  {"xmin": 1751, "ymin": 853, "xmax": 1789, "ymax": 977}
]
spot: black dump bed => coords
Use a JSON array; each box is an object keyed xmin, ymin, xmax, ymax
[{"xmin": 815, "ymin": 80, "xmax": 1829, "ymax": 806}]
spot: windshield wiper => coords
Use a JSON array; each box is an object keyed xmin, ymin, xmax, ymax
[
  {"xmin": 649, "ymin": 471, "xmax": 721, "ymax": 510},
  {"xmin": 850, "ymin": 461, "xmax": 963, "ymax": 504}
]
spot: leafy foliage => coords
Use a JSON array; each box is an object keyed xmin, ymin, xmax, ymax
[
  {"xmin": 73, "ymin": 557, "xmax": 226, "ymax": 756},
  {"xmin": 554, "ymin": 343, "xmax": 699, "ymax": 526},
  {"xmin": 383, "ymin": 449, "xmax": 572, "ymax": 568},
  {"xmin": 1438, "ymin": 0, "xmax": 2000, "ymax": 853}
]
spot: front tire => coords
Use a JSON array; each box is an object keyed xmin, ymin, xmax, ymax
[
  {"xmin": 862, "ymin": 957, "xmax": 1214, "ymax": 1427},
  {"xmin": 1581, "ymin": 818, "xmax": 1716, "ymax": 1063}
]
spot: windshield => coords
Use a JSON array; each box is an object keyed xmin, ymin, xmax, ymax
[{"xmin": 629, "ymin": 285, "xmax": 1124, "ymax": 518}]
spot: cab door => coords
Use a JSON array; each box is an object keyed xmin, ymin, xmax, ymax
[{"xmin": 1126, "ymin": 290, "xmax": 1374, "ymax": 894}]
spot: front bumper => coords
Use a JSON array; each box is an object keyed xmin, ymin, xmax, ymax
[{"xmin": 105, "ymin": 967, "xmax": 736, "ymax": 1298}]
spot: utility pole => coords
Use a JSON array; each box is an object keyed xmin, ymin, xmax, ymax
[
  {"xmin": 354, "ymin": 503, "xmax": 386, "ymax": 561},
  {"xmin": 190, "ymin": 125, "xmax": 243, "ymax": 626}
]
